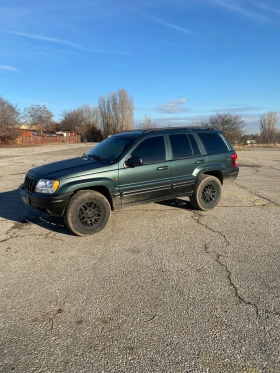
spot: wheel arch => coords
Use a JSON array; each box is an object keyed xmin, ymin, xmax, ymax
[
  {"xmin": 201, "ymin": 170, "xmax": 223, "ymax": 185},
  {"xmin": 72, "ymin": 185, "xmax": 114, "ymax": 210}
]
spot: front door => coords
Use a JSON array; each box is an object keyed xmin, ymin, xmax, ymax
[{"xmin": 118, "ymin": 135, "xmax": 171, "ymax": 204}]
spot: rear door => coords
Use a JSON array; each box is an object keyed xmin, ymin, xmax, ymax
[
  {"xmin": 196, "ymin": 132, "xmax": 231, "ymax": 168},
  {"xmin": 197, "ymin": 131, "xmax": 238, "ymax": 181},
  {"xmin": 168, "ymin": 132, "xmax": 207, "ymax": 196},
  {"xmin": 118, "ymin": 135, "xmax": 171, "ymax": 204}
]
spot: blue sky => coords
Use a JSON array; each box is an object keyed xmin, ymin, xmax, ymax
[{"xmin": 0, "ymin": 0, "xmax": 280, "ymax": 133}]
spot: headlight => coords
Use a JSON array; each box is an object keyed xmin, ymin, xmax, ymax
[{"xmin": 35, "ymin": 179, "xmax": 60, "ymax": 194}]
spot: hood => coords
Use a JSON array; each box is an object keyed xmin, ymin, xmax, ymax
[{"xmin": 28, "ymin": 157, "xmax": 112, "ymax": 179}]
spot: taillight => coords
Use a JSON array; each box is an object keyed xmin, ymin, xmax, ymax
[{"xmin": 232, "ymin": 153, "xmax": 238, "ymax": 167}]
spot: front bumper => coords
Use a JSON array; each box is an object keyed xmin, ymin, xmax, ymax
[{"xmin": 19, "ymin": 186, "xmax": 72, "ymax": 217}]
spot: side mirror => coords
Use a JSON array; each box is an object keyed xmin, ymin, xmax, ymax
[{"xmin": 125, "ymin": 156, "xmax": 143, "ymax": 168}]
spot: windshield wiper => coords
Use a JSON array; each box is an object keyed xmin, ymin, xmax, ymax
[{"xmin": 88, "ymin": 154, "xmax": 110, "ymax": 162}]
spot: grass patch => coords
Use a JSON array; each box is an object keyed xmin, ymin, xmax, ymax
[{"xmin": 235, "ymin": 143, "xmax": 280, "ymax": 151}]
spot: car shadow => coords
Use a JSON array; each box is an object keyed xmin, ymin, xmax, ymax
[
  {"xmin": 156, "ymin": 198, "xmax": 196, "ymax": 210},
  {"xmin": 0, "ymin": 188, "xmax": 73, "ymax": 236},
  {"xmin": 0, "ymin": 190, "xmax": 196, "ymax": 236}
]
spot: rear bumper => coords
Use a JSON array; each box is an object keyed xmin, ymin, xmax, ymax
[
  {"xmin": 19, "ymin": 186, "xmax": 71, "ymax": 217},
  {"xmin": 222, "ymin": 167, "xmax": 239, "ymax": 183}
]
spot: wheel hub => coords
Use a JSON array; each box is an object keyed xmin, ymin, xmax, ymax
[
  {"xmin": 202, "ymin": 183, "xmax": 217, "ymax": 203},
  {"xmin": 78, "ymin": 201, "xmax": 103, "ymax": 227},
  {"xmin": 85, "ymin": 208, "xmax": 95, "ymax": 218}
]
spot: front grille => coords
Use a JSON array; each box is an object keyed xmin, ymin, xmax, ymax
[{"xmin": 24, "ymin": 175, "xmax": 38, "ymax": 193}]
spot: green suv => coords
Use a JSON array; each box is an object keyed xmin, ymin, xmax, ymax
[{"xmin": 20, "ymin": 128, "xmax": 239, "ymax": 236}]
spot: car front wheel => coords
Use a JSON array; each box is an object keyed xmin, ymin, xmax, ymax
[{"xmin": 64, "ymin": 190, "xmax": 111, "ymax": 236}]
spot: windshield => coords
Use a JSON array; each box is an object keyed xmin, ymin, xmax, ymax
[{"xmin": 86, "ymin": 135, "xmax": 139, "ymax": 161}]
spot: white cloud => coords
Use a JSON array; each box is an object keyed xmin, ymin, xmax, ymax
[
  {"xmin": 154, "ymin": 113, "xmax": 263, "ymax": 133},
  {"xmin": 1, "ymin": 29, "xmax": 94, "ymax": 52},
  {"xmin": 156, "ymin": 98, "xmax": 191, "ymax": 114},
  {"xmin": 208, "ymin": 104, "xmax": 265, "ymax": 113},
  {"xmin": 142, "ymin": 12, "xmax": 198, "ymax": 35},
  {"xmin": 211, "ymin": 0, "xmax": 270, "ymax": 23},
  {"xmin": 0, "ymin": 30, "xmax": 136, "ymax": 56},
  {"xmin": 257, "ymin": 3, "xmax": 280, "ymax": 16},
  {"xmin": 170, "ymin": 98, "xmax": 187, "ymax": 105},
  {"xmin": 0, "ymin": 65, "xmax": 17, "ymax": 71}
]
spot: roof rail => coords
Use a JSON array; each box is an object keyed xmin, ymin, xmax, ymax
[{"xmin": 142, "ymin": 127, "xmax": 214, "ymax": 133}]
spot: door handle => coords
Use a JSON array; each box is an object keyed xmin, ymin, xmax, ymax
[
  {"xmin": 196, "ymin": 160, "xmax": 204, "ymax": 164},
  {"xmin": 157, "ymin": 166, "xmax": 168, "ymax": 170}
]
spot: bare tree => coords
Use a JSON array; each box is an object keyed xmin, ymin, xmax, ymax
[
  {"xmin": 204, "ymin": 113, "xmax": 245, "ymax": 144},
  {"xmin": 190, "ymin": 118, "xmax": 208, "ymax": 128},
  {"xmin": 98, "ymin": 89, "xmax": 134, "ymax": 137},
  {"xmin": 113, "ymin": 89, "xmax": 134, "ymax": 132},
  {"xmin": 260, "ymin": 111, "xmax": 279, "ymax": 144},
  {"xmin": 277, "ymin": 130, "xmax": 280, "ymax": 144},
  {"xmin": 60, "ymin": 105, "xmax": 99, "ymax": 137},
  {"xmin": 98, "ymin": 95, "xmax": 113, "ymax": 138},
  {"xmin": 23, "ymin": 104, "xmax": 54, "ymax": 134},
  {"xmin": 0, "ymin": 96, "xmax": 20, "ymax": 138},
  {"xmin": 136, "ymin": 113, "xmax": 156, "ymax": 129}
]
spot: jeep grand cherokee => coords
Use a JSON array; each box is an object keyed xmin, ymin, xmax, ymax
[{"xmin": 20, "ymin": 128, "xmax": 239, "ymax": 236}]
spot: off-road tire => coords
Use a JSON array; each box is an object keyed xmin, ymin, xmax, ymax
[
  {"xmin": 64, "ymin": 190, "xmax": 111, "ymax": 236},
  {"xmin": 189, "ymin": 175, "xmax": 222, "ymax": 210}
]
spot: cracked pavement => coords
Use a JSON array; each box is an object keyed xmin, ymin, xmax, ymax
[{"xmin": 0, "ymin": 145, "xmax": 280, "ymax": 373}]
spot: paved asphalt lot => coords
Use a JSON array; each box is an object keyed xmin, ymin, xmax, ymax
[{"xmin": 0, "ymin": 144, "xmax": 279, "ymax": 373}]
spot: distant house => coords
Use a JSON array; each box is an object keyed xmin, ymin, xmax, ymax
[
  {"xmin": 55, "ymin": 131, "xmax": 76, "ymax": 137},
  {"xmin": 1, "ymin": 126, "xmax": 80, "ymax": 145},
  {"xmin": 20, "ymin": 124, "xmax": 34, "ymax": 129}
]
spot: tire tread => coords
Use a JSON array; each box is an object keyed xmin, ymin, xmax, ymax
[
  {"xmin": 189, "ymin": 175, "xmax": 221, "ymax": 211},
  {"xmin": 64, "ymin": 190, "xmax": 111, "ymax": 236}
]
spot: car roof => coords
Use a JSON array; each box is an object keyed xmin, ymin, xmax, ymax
[
  {"xmin": 143, "ymin": 127, "xmax": 217, "ymax": 133},
  {"xmin": 113, "ymin": 130, "xmax": 143, "ymax": 137},
  {"xmin": 115, "ymin": 127, "xmax": 219, "ymax": 136}
]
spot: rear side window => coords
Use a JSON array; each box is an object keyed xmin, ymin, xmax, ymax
[
  {"xmin": 188, "ymin": 134, "xmax": 201, "ymax": 156},
  {"xmin": 169, "ymin": 134, "xmax": 193, "ymax": 159},
  {"xmin": 198, "ymin": 133, "xmax": 229, "ymax": 154},
  {"xmin": 131, "ymin": 136, "xmax": 166, "ymax": 165}
]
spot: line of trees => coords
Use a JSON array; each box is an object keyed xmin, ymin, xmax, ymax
[
  {"xmin": 0, "ymin": 90, "xmax": 279, "ymax": 144},
  {"xmin": 0, "ymin": 89, "xmax": 134, "ymax": 142},
  {"xmin": 197, "ymin": 113, "xmax": 246, "ymax": 144},
  {"xmin": 60, "ymin": 89, "xmax": 134, "ymax": 141},
  {"xmin": 195, "ymin": 112, "xmax": 279, "ymax": 144},
  {"xmin": 60, "ymin": 105, "xmax": 102, "ymax": 142}
]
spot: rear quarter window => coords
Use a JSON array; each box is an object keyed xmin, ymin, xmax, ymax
[
  {"xmin": 188, "ymin": 134, "xmax": 201, "ymax": 156},
  {"xmin": 198, "ymin": 133, "xmax": 229, "ymax": 154}
]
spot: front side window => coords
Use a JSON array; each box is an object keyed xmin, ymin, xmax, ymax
[
  {"xmin": 198, "ymin": 133, "xmax": 229, "ymax": 155},
  {"xmin": 169, "ymin": 134, "xmax": 193, "ymax": 159},
  {"xmin": 130, "ymin": 136, "xmax": 166, "ymax": 165}
]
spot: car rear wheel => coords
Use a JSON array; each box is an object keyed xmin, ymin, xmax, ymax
[
  {"xmin": 64, "ymin": 190, "xmax": 111, "ymax": 236},
  {"xmin": 189, "ymin": 175, "xmax": 222, "ymax": 210}
]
